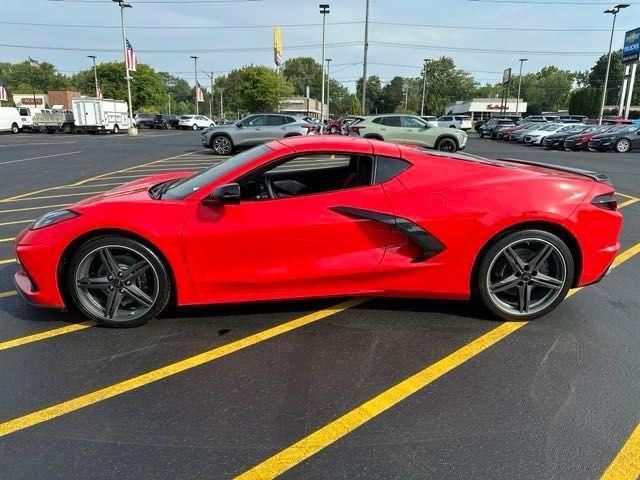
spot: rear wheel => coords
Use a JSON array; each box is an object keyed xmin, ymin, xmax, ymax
[
  {"xmin": 113, "ymin": 124, "xmax": 120, "ymax": 134},
  {"xmin": 67, "ymin": 236, "xmax": 171, "ymax": 327},
  {"xmin": 477, "ymin": 229, "xmax": 574, "ymax": 321},
  {"xmin": 615, "ymin": 138, "xmax": 631, "ymax": 153},
  {"xmin": 10, "ymin": 123, "xmax": 19, "ymax": 134},
  {"xmin": 192, "ymin": 124, "xmax": 198, "ymax": 130},
  {"xmin": 435, "ymin": 137, "xmax": 457, "ymax": 152}
]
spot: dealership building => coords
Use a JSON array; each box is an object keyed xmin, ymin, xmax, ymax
[
  {"xmin": 443, "ymin": 97, "xmax": 527, "ymax": 122},
  {"xmin": 279, "ymin": 96, "xmax": 327, "ymax": 119}
]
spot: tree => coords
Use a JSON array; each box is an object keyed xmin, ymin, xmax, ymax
[
  {"xmin": 215, "ymin": 65, "xmax": 291, "ymax": 113},
  {"xmin": 588, "ymin": 50, "xmax": 625, "ymax": 105},
  {"xmin": 159, "ymin": 72, "xmax": 193, "ymax": 114},
  {"xmin": 379, "ymin": 76, "xmax": 405, "ymax": 113},
  {"xmin": 71, "ymin": 62, "xmax": 168, "ymax": 112},
  {"xmin": 356, "ymin": 75, "xmax": 382, "ymax": 114},
  {"xmin": 0, "ymin": 61, "xmax": 70, "ymax": 103},
  {"xmin": 568, "ymin": 87, "xmax": 600, "ymax": 117},
  {"xmin": 420, "ymin": 57, "xmax": 477, "ymax": 115},
  {"xmin": 350, "ymin": 96, "xmax": 362, "ymax": 116},
  {"xmin": 281, "ymin": 57, "xmax": 323, "ymax": 99}
]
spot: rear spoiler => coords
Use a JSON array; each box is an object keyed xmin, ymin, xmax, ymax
[{"xmin": 496, "ymin": 157, "xmax": 612, "ymax": 185}]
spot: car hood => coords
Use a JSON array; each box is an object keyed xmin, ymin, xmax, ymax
[{"xmin": 74, "ymin": 171, "xmax": 194, "ymax": 206}]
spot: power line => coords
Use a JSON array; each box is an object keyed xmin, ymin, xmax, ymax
[
  {"xmin": 372, "ymin": 41, "xmax": 602, "ymax": 56},
  {"xmin": 460, "ymin": 0, "xmax": 640, "ymax": 4},
  {"xmin": 48, "ymin": 0, "xmax": 266, "ymax": 3}
]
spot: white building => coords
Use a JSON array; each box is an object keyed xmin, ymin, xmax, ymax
[
  {"xmin": 12, "ymin": 93, "xmax": 48, "ymax": 111},
  {"xmin": 444, "ymin": 97, "xmax": 527, "ymax": 122}
]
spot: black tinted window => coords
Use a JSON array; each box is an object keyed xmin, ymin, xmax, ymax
[
  {"xmin": 380, "ymin": 116, "xmax": 402, "ymax": 127},
  {"xmin": 267, "ymin": 115, "xmax": 286, "ymax": 126},
  {"xmin": 374, "ymin": 156, "xmax": 411, "ymax": 184}
]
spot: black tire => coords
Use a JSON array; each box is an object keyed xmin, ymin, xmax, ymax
[
  {"xmin": 210, "ymin": 134, "xmax": 234, "ymax": 155},
  {"xmin": 479, "ymin": 132, "xmax": 485, "ymax": 139},
  {"xmin": 192, "ymin": 124, "xmax": 198, "ymax": 131},
  {"xmin": 66, "ymin": 236, "xmax": 171, "ymax": 327},
  {"xmin": 363, "ymin": 134, "xmax": 384, "ymax": 141},
  {"xmin": 112, "ymin": 124, "xmax": 120, "ymax": 134},
  {"xmin": 435, "ymin": 137, "xmax": 458, "ymax": 152},
  {"xmin": 476, "ymin": 229, "xmax": 574, "ymax": 321},
  {"xmin": 10, "ymin": 123, "xmax": 19, "ymax": 134},
  {"xmin": 615, "ymin": 138, "xmax": 631, "ymax": 153}
]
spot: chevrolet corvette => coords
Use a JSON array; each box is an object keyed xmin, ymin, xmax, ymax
[{"xmin": 14, "ymin": 136, "xmax": 621, "ymax": 327}]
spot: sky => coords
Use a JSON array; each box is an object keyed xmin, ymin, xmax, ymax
[{"xmin": 0, "ymin": 0, "xmax": 638, "ymax": 92}]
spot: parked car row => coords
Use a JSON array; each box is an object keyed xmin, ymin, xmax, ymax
[
  {"xmin": 484, "ymin": 116, "xmax": 640, "ymax": 153},
  {"xmin": 133, "ymin": 113, "xmax": 215, "ymax": 130},
  {"xmin": 201, "ymin": 113, "xmax": 468, "ymax": 155}
]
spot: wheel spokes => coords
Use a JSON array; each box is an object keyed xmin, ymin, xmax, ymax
[
  {"xmin": 104, "ymin": 289, "xmax": 123, "ymax": 319},
  {"xmin": 123, "ymin": 261, "xmax": 150, "ymax": 282},
  {"xmin": 99, "ymin": 248, "xmax": 121, "ymax": 277},
  {"xmin": 504, "ymin": 247, "xmax": 526, "ymax": 274},
  {"xmin": 77, "ymin": 276, "xmax": 110, "ymax": 290},
  {"xmin": 531, "ymin": 272, "xmax": 563, "ymax": 290},
  {"xmin": 517, "ymin": 282, "xmax": 532, "ymax": 313},
  {"xmin": 123, "ymin": 284, "xmax": 153, "ymax": 308},
  {"xmin": 529, "ymin": 244, "xmax": 553, "ymax": 271},
  {"xmin": 490, "ymin": 274, "xmax": 520, "ymax": 293}
]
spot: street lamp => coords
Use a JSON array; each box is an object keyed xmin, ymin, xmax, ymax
[
  {"xmin": 325, "ymin": 58, "xmax": 332, "ymax": 119},
  {"xmin": 599, "ymin": 4, "xmax": 629, "ymax": 125},
  {"xmin": 190, "ymin": 56, "xmax": 199, "ymax": 115},
  {"xmin": 515, "ymin": 58, "xmax": 527, "ymax": 115},
  {"xmin": 112, "ymin": 0, "xmax": 135, "ymax": 133},
  {"xmin": 87, "ymin": 55, "xmax": 99, "ymax": 98},
  {"xmin": 361, "ymin": 0, "xmax": 370, "ymax": 116},
  {"xmin": 319, "ymin": 4, "xmax": 329, "ymax": 124},
  {"xmin": 420, "ymin": 58, "xmax": 430, "ymax": 116}
]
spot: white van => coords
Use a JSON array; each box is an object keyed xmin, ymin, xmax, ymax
[
  {"xmin": 0, "ymin": 107, "xmax": 22, "ymax": 134},
  {"xmin": 437, "ymin": 115, "xmax": 473, "ymax": 131},
  {"xmin": 17, "ymin": 107, "xmax": 34, "ymax": 130}
]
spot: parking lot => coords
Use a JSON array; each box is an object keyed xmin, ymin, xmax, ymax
[{"xmin": 0, "ymin": 130, "xmax": 639, "ymax": 480}]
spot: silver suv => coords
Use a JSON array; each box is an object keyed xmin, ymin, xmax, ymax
[{"xmin": 202, "ymin": 114, "xmax": 314, "ymax": 155}]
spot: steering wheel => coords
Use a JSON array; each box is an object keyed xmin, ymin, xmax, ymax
[{"xmin": 264, "ymin": 175, "xmax": 276, "ymax": 200}]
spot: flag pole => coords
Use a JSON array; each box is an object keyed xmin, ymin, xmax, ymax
[{"xmin": 115, "ymin": 1, "xmax": 136, "ymax": 134}]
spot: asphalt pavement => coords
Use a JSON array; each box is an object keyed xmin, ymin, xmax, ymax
[{"xmin": 0, "ymin": 130, "xmax": 638, "ymax": 480}]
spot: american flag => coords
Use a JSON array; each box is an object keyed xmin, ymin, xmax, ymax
[
  {"xmin": 125, "ymin": 39, "xmax": 137, "ymax": 72},
  {"xmin": 28, "ymin": 57, "xmax": 41, "ymax": 68},
  {"xmin": 96, "ymin": 86, "xmax": 103, "ymax": 99},
  {"xmin": 196, "ymin": 82, "xmax": 204, "ymax": 102},
  {"xmin": 0, "ymin": 84, "xmax": 7, "ymax": 102}
]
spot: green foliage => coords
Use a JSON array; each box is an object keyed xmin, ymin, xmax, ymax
[
  {"xmin": 281, "ymin": 57, "xmax": 323, "ymax": 99},
  {"xmin": 215, "ymin": 65, "xmax": 292, "ymax": 113},
  {"xmin": 568, "ymin": 87, "xmax": 600, "ymax": 117},
  {"xmin": 0, "ymin": 61, "xmax": 70, "ymax": 103},
  {"xmin": 350, "ymin": 96, "xmax": 362, "ymax": 116}
]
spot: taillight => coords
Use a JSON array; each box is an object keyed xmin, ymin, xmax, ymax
[{"xmin": 591, "ymin": 193, "xmax": 617, "ymax": 211}]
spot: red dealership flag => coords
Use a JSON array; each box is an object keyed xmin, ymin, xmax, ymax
[
  {"xmin": 196, "ymin": 82, "xmax": 204, "ymax": 102},
  {"xmin": 96, "ymin": 86, "xmax": 103, "ymax": 99},
  {"xmin": 125, "ymin": 39, "xmax": 137, "ymax": 71},
  {"xmin": 0, "ymin": 85, "xmax": 7, "ymax": 102}
]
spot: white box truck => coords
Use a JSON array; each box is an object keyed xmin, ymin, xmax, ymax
[
  {"xmin": 72, "ymin": 97, "xmax": 130, "ymax": 134},
  {"xmin": 0, "ymin": 107, "xmax": 22, "ymax": 133}
]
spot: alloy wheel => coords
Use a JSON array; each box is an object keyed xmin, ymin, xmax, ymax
[
  {"xmin": 73, "ymin": 245, "xmax": 160, "ymax": 322},
  {"xmin": 486, "ymin": 238, "xmax": 567, "ymax": 316},
  {"xmin": 213, "ymin": 136, "xmax": 232, "ymax": 155},
  {"xmin": 437, "ymin": 139, "xmax": 456, "ymax": 152},
  {"xmin": 616, "ymin": 139, "xmax": 630, "ymax": 153}
]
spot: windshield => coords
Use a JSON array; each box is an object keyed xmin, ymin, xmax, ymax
[{"xmin": 163, "ymin": 145, "xmax": 271, "ymax": 200}]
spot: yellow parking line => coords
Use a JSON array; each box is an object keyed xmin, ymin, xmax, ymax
[
  {"xmin": 94, "ymin": 175, "xmax": 152, "ymax": 180},
  {"xmin": 236, "ymin": 243, "xmax": 640, "ymax": 479},
  {"xmin": 0, "ymin": 290, "xmax": 17, "ymax": 299},
  {"xmin": 0, "ymin": 258, "xmax": 16, "ymax": 265},
  {"xmin": 13, "ymin": 191, "xmax": 106, "ymax": 202},
  {"xmin": 616, "ymin": 192, "xmax": 639, "ymax": 201},
  {"xmin": 600, "ymin": 423, "xmax": 640, "ymax": 480},
  {"xmin": 618, "ymin": 198, "xmax": 639, "ymax": 209},
  {"xmin": 0, "ymin": 237, "xmax": 14, "ymax": 243},
  {"xmin": 53, "ymin": 183, "xmax": 124, "ymax": 189},
  {"xmin": 0, "ymin": 203, "xmax": 70, "ymax": 214},
  {"xmin": 0, "ymin": 321, "xmax": 94, "ymax": 352},
  {"xmin": 0, "ymin": 219, "xmax": 33, "ymax": 227},
  {"xmin": 0, "ymin": 150, "xmax": 205, "ymax": 203},
  {"xmin": 0, "ymin": 298, "xmax": 365, "ymax": 437}
]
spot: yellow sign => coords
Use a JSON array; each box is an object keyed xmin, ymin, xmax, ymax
[{"xmin": 273, "ymin": 26, "xmax": 283, "ymax": 67}]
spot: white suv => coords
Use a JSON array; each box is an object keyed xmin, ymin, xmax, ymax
[
  {"xmin": 437, "ymin": 115, "xmax": 472, "ymax": 131},
  {"xmin": 178, "ymin": 115, "xmax": 215, "ymax": 130}
]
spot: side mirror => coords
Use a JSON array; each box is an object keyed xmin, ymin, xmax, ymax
[
  {"xmin": 202, "ymin": 183, "xmax": 241, "ymax": 206},
  {"xmin": 236, "ymin": 122, "xmax": 244, "ymax": 128}
]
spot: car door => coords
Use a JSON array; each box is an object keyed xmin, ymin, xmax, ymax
[
  {"xmin": 378, "ymin": 116, "xmax": 404, "ymax": 141},
  {"xmin": 181, "ymin": 151, "xmax": 394, "ymax": 302},
  {"xmin": 240, "ymin": 114, "xmax": 268, "ymax": 144},
  {"xmin": 630, "ymin": 125, "xmax": 640, "ymax": 148},
  {"xmin": 264, "ymin": 115, "xmax": 289, "ymax": 140},
  {"xmin": 402, "ymin": 116, "xmax": 432, "ymax": 145}
]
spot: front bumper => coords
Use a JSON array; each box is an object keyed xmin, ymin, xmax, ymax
[{"xmin": 14, "ymin": 243, "xmax": 66, "ymax": 308}]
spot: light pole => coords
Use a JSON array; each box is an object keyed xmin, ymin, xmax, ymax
[
  {"xmin": 190, "ymin": 56, "xmax": 199, "ymax": 115},
  {"xmin": 599, "ymin": 4, "xmax": 629, "ymax": 125},
  {"xmin": 112, "ymin": 0, "xmax": 135, "ymax": 133},
  {"xmin": 319, "ymin": 4, "xmax": 329, "ymax": 124},
  {"xmin": 202, "ymin": 70, "xmax": 214, "ymax": 118},
  {"xmin": 325, "ymin": 58, "xmax": 332, "ymax": 119},
  {"xmin": 420, "ymin": 58, "xmax": 430, "ymax": 116},
  {"xmin": 515, "ymin": 58, "xmax": 527, "ymax": 116},
  {"xmin": 87, "ymin": 55, "xmax": 99, "ymax": 98},
  {"xmin": 220, "ymin": 87, "xmax": 224, "ymax": 120},
  {"xmin": 361, "ymin": 0, "xmax": 370, "ymax": 115}
]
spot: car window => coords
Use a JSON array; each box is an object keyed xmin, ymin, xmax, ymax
[
  {"xmin": 284, "ymin": 116, "xmax": 297, "ymax": 124},
  {"xmin": 372, "ymin": 117, "xmax": 384, "ymax": 124},
  {"xmin": 380, "ymin": 116, "xmax": 402, "ymax": 127},
  {"xmin": 403, "ymin": 117, "xmax": 426, "ymax": 128},
  {"xmin": 163, "ymin": 145, "xmax": 271, "ymax": 199},
  {"xmin": 237, "ymin": 153, "xmax": 374, "ymax": 201},
  {"xmin": 266, "ymin": 115, "xmax": 286, "ymax": 126},
  {"xmin": 245, "ymin": 115, "xmax": 265, "ymax": 127},
  {"xmin": 374, "ymin": 156, "xmax": 411, "ymax": 184}
]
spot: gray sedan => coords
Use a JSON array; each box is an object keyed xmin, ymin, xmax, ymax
[{"xmin": 202, "ymin": 114, "xmax": 314, "ymax": 155}]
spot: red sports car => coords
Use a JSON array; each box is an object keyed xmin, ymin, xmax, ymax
[{"xmin": 14, "ymin": 136, "xmax": 621, "ymax": 327}]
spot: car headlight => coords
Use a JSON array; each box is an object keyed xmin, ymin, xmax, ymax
[{"xmin": 31, "ymin": 209, "xmax": 80, "ymax": 230}]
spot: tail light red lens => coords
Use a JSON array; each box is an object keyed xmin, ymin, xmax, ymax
[{"xmin": 591, "ymin": 193, "xmax": 617, "ymax": 211}]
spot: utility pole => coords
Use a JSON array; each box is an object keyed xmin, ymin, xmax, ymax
[
  {"xmin": 420, "ymin": 58, "xmax": 429, "ymax": 117},
  {"xmin": 319, "ymin": 4, "xmax": 330, "ymax": 124},
  {"xmin": 168, "ymin": 93, "xmax": 171, "ymax": 114},
  {"xmin": 87, "ymin": 55, "xmax": 99, "ymax": 97},
  {"xmin": 404, "ymin": 80, "xmax": 409, "ymax": 111},
  {"xmin": 515, "ymin": 58, "xmax": 527, "ymax": 116},
  {"xmin": 220, "ymin": 88, "xmax": 223, "ymax": 120},
  {"xmin": 202, "ymin": 70, "xmax": 214, "ymax": 118},
  {"xmin": 112, "ymin": 0, "xmax": 135, "ymax": 133},
  {"xmin": 361, "ymin": 0, "xmax": 370, "ymax": 115},
  {"xmin": 190, "ymin": 56, "xmax": 199, "ymax": 115},
  {"xmin": 325, "ymin": 58, "xmax": 332, "ymax": 119},
  {"xmin": 599, "ymin": 4, "xmax": 629, "ymax": 124}
]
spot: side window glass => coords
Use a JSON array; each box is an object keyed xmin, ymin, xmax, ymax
[
  {"xmin": 403, "ymin": 117, "xmax": 424, "ymax": 128},
  {"xmin": 267, "ymin": 115, "xmax": 285, "ymax": 126},
  {"xmin": 381, "ymin": 116, "xmax": 402, "ymax": 127},
  {"xmin": 374, "ymin": 156, "xmax": 411, "ymax": 184},
  {"xmin": 372, "ymin": 117, "xmax": 383, "ymax": 124},
  {"xmin": 246, "ymin": 115, "xmax": 265, "ymax": 127}
]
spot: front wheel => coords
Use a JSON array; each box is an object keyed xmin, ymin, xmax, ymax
[
  {"xmin": 67, "ymin": 236, "xmax": 171, "ymax": 327},
  {"xmin": 113, "ymin": 124, "xmax": 120, "ymax": 134},
  {"xmin": 192, "ymin": 124, "xmax": 198, "ymax": 130},
  {"xmin": 211, "ymin": 135, "xmax": 233, "ymax": 155},
  {"xmin": 435, "ymin": 137, "xmax": 457, "ymax": 152},
  {"xmin": 476, "ymin": 229, "xmax": 574, "ymax": 321},
  {"xmin": 615, "ymin": 138, "xmax": 631, "ymax": 153}
]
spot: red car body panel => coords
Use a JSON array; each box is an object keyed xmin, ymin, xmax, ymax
[
  {"xmin": 14, "ymin": 136, "xmax": 622, "ymax": 309},
  {"xmin": 565, "ymin": 126, "xmax": 617, "ymax": 150}
]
